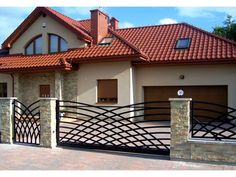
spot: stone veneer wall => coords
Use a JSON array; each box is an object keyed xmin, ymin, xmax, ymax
[
  {"xmin": 0, "ymin": 98, "xmax": 15, "ymax": 144},
  {"xmin": 63, "ymin": 71, "xmax": 79, "ymax": 102},
  {"xmin": 170, "ymin": 98, "xmax": 236, "ymax": 164},
  {"xmin": 18, "ymin": 72, "xmax": 55, "ymax": 105},
  {"xmin": 39, "ymin": 98, "xmax": 57, "ymax": 148}
]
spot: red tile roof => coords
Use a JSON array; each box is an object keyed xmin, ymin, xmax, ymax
[
  {"xmin": 0, "ymin": 54, "xmax": 73, "ymax": 72},
  {"xmin": 78, "ymin": 19, "xmax": 91, "ymax": 34},
  {"xmin": 1, "ymin": 7, "xmax": 236, "ymax": 72},
  {"xmin": 0, "ymin": 32, "xmax": 146, "ymax": 72},
  {"xmin": 116, "ymin": 23, "xmax": 236, "ymax": 63}
]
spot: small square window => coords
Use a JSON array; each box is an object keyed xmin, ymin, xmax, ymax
[
  {"xmin": 176, "ymin": 38, "xmax": 191, "ymax": 49},
  {"xmin": 39, "ymin": 85, "xmax": 50, "ymax": 98},
  {"xmin": 97, "ymin": 79, "xmax": 117, "ymax": 104}
]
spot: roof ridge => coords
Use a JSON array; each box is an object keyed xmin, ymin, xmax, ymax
[
  {"xmin": 77, "ymin": 19, "xmax": 90, "ymax": 22},
  {"xmin": 44, "ymin": 7, "xmax": 92, "ymax": 40},
  {"xmin": 117, "ymin": 23, "xmax": 185, "ymax": 31},
  {"xmin": 109, "ymin": 28, "xmax": 149, "ymax": 60},
  {"xmin": 182, "ymin": 22, "xmax": 236, "ymax": 46}
]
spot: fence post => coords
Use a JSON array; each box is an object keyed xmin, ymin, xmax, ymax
[
  {"xmin": 0, "ymin": 97, "xmax": 17, "ymax": 144},
  {"xmin": 39, "ymin": 98, "xmax": 57, "ymax": 148},
  {"xmin": 169, "ymin": 98, "xmax": 192, "ymax": 160}
]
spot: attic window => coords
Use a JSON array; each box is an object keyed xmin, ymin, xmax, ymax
[
  {"xmin": 99, "ymin": 37, "xmax": 113, "ymax": 46},
  {"xmin": 176, "ymin": 38, "xmax": 191, "ymax": 49}
]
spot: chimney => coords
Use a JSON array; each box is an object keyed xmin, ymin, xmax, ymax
[
  {"xmin": 110, "ymin": 17, "xmax": 119, "ymax": 30},
  {"xmin": 90, "ymin": 9, "xmax": 109, "ymax": 44}
]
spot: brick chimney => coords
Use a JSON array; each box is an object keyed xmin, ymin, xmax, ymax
[
  {"xmin": 110, "ymin": 17, "xmax": 119, "ymax": 30},
  {"xmin": 90, "ymin": 9, "xmax": 109, "ymax": 44}
]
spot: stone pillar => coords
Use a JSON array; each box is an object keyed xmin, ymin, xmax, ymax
[
  {"xmin": 39, "ymin": 98, "xmax": 57, "ymax": 148},
  {"xmin": 55, "ymin": 71, "xmax": 63, "ymax": 100},
  {"xmin": 0, "ymin": 97, "xmax": 16, "ymax": 144},
  {"xmin": 169, "ymin": 98, "xmax": 192, "ymax": 160}
]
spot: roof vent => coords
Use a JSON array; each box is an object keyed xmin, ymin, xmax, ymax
[
  {"xmin": 175, "ymin": 38, "xmax": 191, "ymax": 49},
  {"xmin": 99, "ymin": 37, "xmax": 113, "ymax": 46}
]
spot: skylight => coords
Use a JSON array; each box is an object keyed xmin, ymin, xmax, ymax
[
  {"xmin": 176, "ymin": 38, "xmax": 191, "ymax": 49},
  {"xmin": 99, "ymin": 37, "xmax": 113, "ymax": 46}
]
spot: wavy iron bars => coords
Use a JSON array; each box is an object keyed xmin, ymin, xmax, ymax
[
  {"xmin": 190, "ymin": 101, "xmax": 236, "ymax": 141},
  {"xmin": 13, "ymin": 100, "xmax": 40, "ymax": 145},
  {"xmin": 56, "ymin": 100, "xmax": 171, "ymax": 155}
]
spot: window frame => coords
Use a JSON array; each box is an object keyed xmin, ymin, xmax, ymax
[
  {"xmin": 48, "ymin": 34, "xmax": 68, "ymax": 53},
  {"xmin": 97, "ymin": 79, "xmax": 118, "ymax": 104},
  {"xmin": 175, "ymin": 38, "xmax": 191, "ymax": 49},
  {"xmin": 39, "ymin": 84, "xmax": 51, "ymax": 98},
  {"xmin": 25, "ymin": 35, "xmax": 43, "ymax": 55},
  {"xmin": 0, "ymin": 83, "xmax": 7, "ymax": 97}
]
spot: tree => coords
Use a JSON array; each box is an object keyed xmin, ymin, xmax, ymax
[{"xmin": 212, "ymin": 15, "xmax": 236, "ymax": 42}]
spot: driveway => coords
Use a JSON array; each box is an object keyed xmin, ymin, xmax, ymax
[{"xmin": 0, "ymin": 144, "xmax": 235, "ymax": 170}]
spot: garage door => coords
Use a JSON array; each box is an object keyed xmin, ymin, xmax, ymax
[{"xmin": 144, "ymin": 86, "xmax": 228, "ymax": 120}]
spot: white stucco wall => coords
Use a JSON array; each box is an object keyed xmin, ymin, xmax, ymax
[
  {"xmin": 0, "ymin": 74, "xmax": 13, "ymax": 97},
  {"xmin": 75, "ymin": 61, "xmax": 132, "ymax": 106},
  {"xmin": 10, "ymin": 14, "xmax": 86, "ymax": 54},
  {"xmin": 135, "ymin": 64, "xmax": 236, "ymax": 108}
]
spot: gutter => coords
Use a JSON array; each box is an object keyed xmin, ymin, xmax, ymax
[{"xmin": 10, "ymin": 74, "xmax": 14, "ymax": 97}]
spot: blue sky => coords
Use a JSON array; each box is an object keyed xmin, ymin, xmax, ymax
[{"xmin": 0, "ymin": 7, "xmax": 236, "ymax": 47}]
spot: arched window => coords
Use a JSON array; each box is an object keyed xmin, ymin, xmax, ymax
[
  {"xmin": 48, "ymin": 34, "xmax": 68, "ymax": 53},
  {"xmin": 25, "ymin": 35, "xmax": 43, "ymax": 55}
]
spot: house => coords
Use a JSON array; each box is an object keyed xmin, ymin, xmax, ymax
[{"xmin": 0, "ymin": 7, "xmax": 236, "ymax": 121}]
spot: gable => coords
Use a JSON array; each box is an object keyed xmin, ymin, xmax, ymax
[{"xmin": 9, "ymin": 14, "xmax": 87, "ymax": 55}]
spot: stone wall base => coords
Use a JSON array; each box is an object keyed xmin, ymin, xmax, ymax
[{"xmin": 171, "ymin": 139, "xmax": 236, "ymax": 164}]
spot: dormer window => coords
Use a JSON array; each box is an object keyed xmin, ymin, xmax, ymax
[
  {"xmin": 176, "ymin": 38, "xmax": 191, "ymax": 49},
  {"xmin": 49, "ymin": 34, "xmax": 68, "ymax": 53},
  {"xmin": 99, "ymin": 37, "xmax": 113, "ymax": 46},
  {"xmin": 25, "ymin": 35, "xmax": 42, "ymax": 55}
]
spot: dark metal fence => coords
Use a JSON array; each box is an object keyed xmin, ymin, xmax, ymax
[
  {"xmin": 190, "ymin": 101, "xmax": 236, "ymax": 141},
  {"xmin": 56, "ymin": 100, "xmax": 171, "ymax": 155},
  {"xmin": 13, "ymin": 100, "xmax": 40, "ymax": 145}
]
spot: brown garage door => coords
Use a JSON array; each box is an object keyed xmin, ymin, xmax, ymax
[{"xmin": 144, "ymin": 86, "xmax": 228, "ymax": 120}]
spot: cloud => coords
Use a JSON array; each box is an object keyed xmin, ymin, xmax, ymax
[
  {"xmin": 120, "ymin": 21, "xmax": 135, "ymax": 28},
  {"xmin": 159, "ymin": 18, "xmax": 178, "ymax": 25},
  {"xmin": 0, "ymin": 7, "xmax": 34, "ymax": 47},
  {"xmin": 177, "ymin": 7, "xmax": 236, "ymax": 18}
]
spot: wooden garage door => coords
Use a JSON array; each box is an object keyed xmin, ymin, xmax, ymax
[{"xmin": 144, "ymin": 86, "xmax": 228, "ymax": 120}]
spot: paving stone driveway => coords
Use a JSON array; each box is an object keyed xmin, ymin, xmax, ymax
[{"xmin": 0, "ymin": 144, "xmax": 236, "ymax": 170}]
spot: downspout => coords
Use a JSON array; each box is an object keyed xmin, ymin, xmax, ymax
[{"xmin": 10, "ymin": 74, "xmax": 14, "ymax": 97}]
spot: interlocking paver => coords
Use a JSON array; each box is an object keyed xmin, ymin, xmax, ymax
[{"xmin": 0, "ymin": 144, "xmax": 235, "ymax": 170}]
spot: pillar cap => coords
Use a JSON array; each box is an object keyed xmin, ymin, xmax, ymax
[
  {"xmin": 0, "ymin": 97, "xmax": 17, "ymax": 100},
  {"xmin": 169, "ymin": 98, "xmax": 192, "ymax": 101}
]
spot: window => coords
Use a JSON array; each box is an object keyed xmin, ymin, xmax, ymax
[
  {"xmin": 176, "ymin": 38, "xmax": 191, "ymax": 49},
  {"xmin": 49, "ymin": 34, "xmax": 68, "ymax": 53},
  {"xmin": 39, "ymin": 85, "xmax": 50, "ymax": 98},
  {"xmin": 99, "ymin": 37, "xmax": 113, "ymax": 46},
  {"xmin": 0, "ymin": 83, "xmax": 7, "ymax": 97},
  {"xmin": 25, "ymin": 35, "xmax": 42, "ymax": 55},
  {"xmin": 97, "ymin": 79, "xmax": 117, "ymax": 104}
]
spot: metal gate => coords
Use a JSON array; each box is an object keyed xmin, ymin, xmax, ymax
[
  {"xmin": 190, "ymin": 101, "xmax": 236, "ymax": 141},
  {"xmin": 56, "ymin": 100, "xmax": 170, "ymax": 155},
  {"xmin": 13, "ymin": 100, "xmax": 40, "ymax": 145}
]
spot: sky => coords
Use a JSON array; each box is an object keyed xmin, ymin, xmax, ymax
[{"xmin": 0, "ymin": 7, "xmax": 236, "ymax": 47}]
